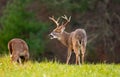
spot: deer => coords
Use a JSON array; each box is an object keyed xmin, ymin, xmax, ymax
[
  {"xmin": 8, "ymin": 38, "xmax": 29, "ymax": 64},
  {"xmin": 49, "ymin": 15, "xmax": 87, "ymax": 65}
]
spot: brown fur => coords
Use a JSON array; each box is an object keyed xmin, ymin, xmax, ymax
[
  {"xmin": 8, "ymin": 38, "xmax": 29, "ymax": 64},
  {"xmin": 49, "ymin": 15, "xmax": 87, "ymax": 65}
]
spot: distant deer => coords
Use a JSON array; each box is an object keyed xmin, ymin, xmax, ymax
[
  {"xmin": 49, "ymin": 15, "xmax": 87, "ymax": 65},
  {"xmin": 8, "ymin": 38, "xmax": 29, "ymax": 64}
]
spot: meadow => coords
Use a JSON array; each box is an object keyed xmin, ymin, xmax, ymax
[{"xmin": 0, "ymin": 55, "xmax": 120, "ymax": 77}]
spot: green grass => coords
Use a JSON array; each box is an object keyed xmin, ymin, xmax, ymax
[{"xmin": 0, "ymin": 55, "xmax": 120, "ymax": 77}]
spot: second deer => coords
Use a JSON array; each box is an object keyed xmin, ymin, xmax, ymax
[
  {"xmin": 49, "ymin": 15, "xmax": 87, "ymax": 65},
  {"xmin": 8, "ymin": 38, "xmax": 29, "ymax": 64}
]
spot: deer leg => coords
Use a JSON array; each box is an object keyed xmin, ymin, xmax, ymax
[
  {"xmin": 73, "ymin": 41, "xmax": 80, "ymax": 65},
  {"xmin": 81, "ymin": 51, "xmax": 85, "ymax": 64},
  {"xmin": 18, "ymin": 57, "xmax": 22, "ymax": 64},
  {"xmin": 11, "ymin": 54, "xmax": 19, "ymax": 63},
  {"xmin": 66, "ymin": 48, "xmax": 72, "ymax": 64},
  {"xmin": 81, "ymin": 43, "xmax": 86, "ymax": 64},
  {"xmin": 76, "ymin": 52, "xmax": 80, "ymax": 65},
  {"xmin": 78, "ymin": 53, "xmax": 80, "ymax": 65},
  {"xmin": 75, "ymin": 54, "xmax": 79, "ymax": 65},
  {"xmin": 23, "ymin": 50, "xmax": 28, "ymax": 62},
  {"xmin": 74, "ymin": 48, "xmax": 80, "ymax": 65},
  {"xmin": 25, "ymin": 53, "xmax": 29, "ymax": 62},
  {"xmin": 10, "ymin": 53, "xmax": 12, "ymax": 58}
]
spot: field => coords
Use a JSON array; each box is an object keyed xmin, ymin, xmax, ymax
[{"xmin": 0, "ymin": 55, "xmax": 120, "ymax": 77}]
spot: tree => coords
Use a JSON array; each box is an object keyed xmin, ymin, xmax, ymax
[{"xmin": 0, "ymin": 0, "xmax": 49, "ymax": 59}]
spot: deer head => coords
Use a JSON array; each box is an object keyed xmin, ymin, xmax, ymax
[{"xmin": 49, "ymin": 15, "xmax": 71, "ymax": 40}]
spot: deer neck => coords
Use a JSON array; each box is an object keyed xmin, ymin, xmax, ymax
[{"xmin": 58, "ymin": 31, "xmax": 70, "ymax": 47}]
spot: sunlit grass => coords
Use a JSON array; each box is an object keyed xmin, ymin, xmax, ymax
[{"xmin": 0, "ymin": 55, "xmax": 120, "ymax": 77}]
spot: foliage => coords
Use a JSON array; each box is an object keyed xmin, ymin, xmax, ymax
[
  {"xmin": 0, "ymin": 0, "xmax": 49, "ymax": 58},
  {"xmin": 0, "ymin": 55, "xmax": 120, "ymax": 77},
  {"xmin": 40, "ymin": 0, "xmax": 89, "ymax": 14}
]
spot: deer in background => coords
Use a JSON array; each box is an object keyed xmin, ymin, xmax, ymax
[
  {"xmin": 49, "ymin": 15, "xmax": 87, "ymax": 65},
  {"xmin": 8, "ymin": 38, "xmax": 29, "ymax": 64}
]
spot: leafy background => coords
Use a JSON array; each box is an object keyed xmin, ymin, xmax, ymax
[{"xmin": 0, "ymin": 0, "xmax": 120, "ymax": 63}]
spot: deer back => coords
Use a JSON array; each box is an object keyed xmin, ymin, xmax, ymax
[{"xmin": 8, "ymin": 38, "xmax": 29, "ymax": 55}]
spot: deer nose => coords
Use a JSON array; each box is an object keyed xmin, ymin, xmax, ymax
[
  {"xmin": 49, "ymin": 33, "xmax": 52, "ymax": 36},
  {"xmin": 49, "ymin": 33, "xmax": 52, "ymax": 37},
  {"xmin": 49, "ymin": 33, "xmax": 54, "ymax": 39}
]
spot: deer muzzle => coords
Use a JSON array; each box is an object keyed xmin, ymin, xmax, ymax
[{"xmin": 49, "ymin": 33, "xmax": 54, "ymax": 39}]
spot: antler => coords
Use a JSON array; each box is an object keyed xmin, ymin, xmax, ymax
[
  {"xmin": 49, "ymin": 16, "xmax": 60, "ymax": 27},
  {"xmin": 61, "ymin": 15, "xmax": 71, "ymax": 26}
]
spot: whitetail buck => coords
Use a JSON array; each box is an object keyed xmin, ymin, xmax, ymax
[
  {"xmin": 8, "ymin": 38, "xmax": 29, "ymax": 64},
  {"xmin": 49, "ymin": 15, "xmax": 87, "ymax": 65}
]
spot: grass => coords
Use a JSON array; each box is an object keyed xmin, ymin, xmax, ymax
[{"xmin": 0, "ymin": 55, "xmax": 120, "ymax": 77}]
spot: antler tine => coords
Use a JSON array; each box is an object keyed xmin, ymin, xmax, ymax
[
  {"xmin": 62, "ymin": 15, "xmax": 71, "ymax": 22},
  {"xmin": 61, "ymin": 15, "xmax": 71, "ymax": 26},
  {"xmin": 49, "ymin": 16, "xmax": 60, "ymax": 27},
  {"xmin": 68, "ymin": 16, "xmax": 71, "ymax": 22},
  {"xmin": 57, "ymin": 17, "xmax": 60, "ymax": 22},
  {"xmin": 61, "ymin": 15, "xmax": 66, "ymax": 20}
]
